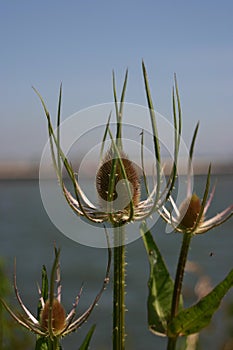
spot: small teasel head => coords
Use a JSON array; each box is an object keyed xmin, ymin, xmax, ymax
[
  {"xmin": 40, "ymin": 298, "xmax": 66, "ymax": 336},
  {"xmin": 96, "ymin": 149, "xmax": 140, "ymax": 213},
  {"xmin": 178, "ymin": 193, "xmax": 202, "ymax": 229},
  {"xmin": 0, "ymin": 245, "xmax": 111, "ymax": 342}
]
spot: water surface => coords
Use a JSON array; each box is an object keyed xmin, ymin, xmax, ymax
[{"xmin": 0, "ymin": 175, "xmax": 232, "ymax": 349}]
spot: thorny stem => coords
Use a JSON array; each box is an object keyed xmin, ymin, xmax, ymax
[
  {"xmin": 167, "ymin": 232, "xmax": 192, "ymax": 350},
  {"xmin": 113, "ymin": 224, "xmax": 126, "ymax": 350}
]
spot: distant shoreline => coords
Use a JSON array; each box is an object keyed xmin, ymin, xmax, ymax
[{"xmin": 0, "ymin": 159, "xmax": 232, "ymax": 180}]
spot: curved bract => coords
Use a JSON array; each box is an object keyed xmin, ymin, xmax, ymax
[{"xmin": 159, "ymin": 123, "xmax": 233, "ymax": 235}]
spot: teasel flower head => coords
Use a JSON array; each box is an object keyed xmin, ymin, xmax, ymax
[
  {"xmin": 0, "ymin": 245, "xmax": 111, "ymax": 341},
  {"xmin": 96, "ymin": 148, "xmax": 141, "ymax": 213},
  {"xmin": 34, "ymin": 62, "xmax": 182, "ymax": 226},
  {"xmin": 160, "ymin": 122, "xmax": 233, "ymax": 234},
  {"xmin": 178, "ymin": 193, "xmax": 202, "ymax": 229}
]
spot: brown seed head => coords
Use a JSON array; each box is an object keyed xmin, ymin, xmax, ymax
[
  {"xmin": 40, "ymin": 299, "xmax": 66, "ymax": 335},
  {"xmin": 179, "ymin": 193, "xmax": 202, "ymax": 229},
  {"xmin": 96, "ymin": 149, "xmax": 140, "ymax": 212}
]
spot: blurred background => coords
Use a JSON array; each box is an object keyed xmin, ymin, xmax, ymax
[
  {"xmin": 0, "ymin": 0, "xmax": 233, "ymax": 170},
  {"xmin": 0, "ymin": 1, "xmax": 233, "ymax": 349}
]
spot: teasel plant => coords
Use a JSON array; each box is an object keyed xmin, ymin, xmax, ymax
[
  {"xmin": 34, "ymin": 61, "xmax": 182, "ymax": 349},
  {"xmin": 0, "ymin": 245, "xmax": 111, "ymax": 350},
  {"xmin": 140, "ymin": 121, "xmax": 233, "ymax": 350}
]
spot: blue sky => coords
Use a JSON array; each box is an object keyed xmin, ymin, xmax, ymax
[{"xmin": 0, "ymin": 0, "xmax": 233, "ymax": 163}]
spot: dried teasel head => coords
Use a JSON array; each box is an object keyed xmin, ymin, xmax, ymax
[
  {"xmin": 96, "ymin": 149, "xmax": 140, "ymax": 212},
  {"xmin": 179, "ymin": 193, "xmax": 202, "ymax": 229}
]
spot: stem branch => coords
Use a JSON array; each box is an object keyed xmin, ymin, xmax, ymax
[{"xmin": 167, "ymin": 232, "xmax": 192, "ymax": 350}]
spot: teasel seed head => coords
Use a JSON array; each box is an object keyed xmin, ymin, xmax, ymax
[
  {"xmin": 40, "ymin": 299, "xmax": 66, "ymax": 335},
  {"xmin": 179, "ymin": 193, "xmax": 202, "ymax": 229},
  {"xmin": 96, "ymin": 149, "xmax": 140, "ymax": 212}
]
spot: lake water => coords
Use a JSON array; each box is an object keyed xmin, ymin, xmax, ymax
[{"xmin": 0, "ymin": 175, "xmax": 233, "ymax": 349}]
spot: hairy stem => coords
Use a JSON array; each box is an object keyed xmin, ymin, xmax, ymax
[
  {"xmin": 167, "ymin": 232, "xmax": 192, "ymax": 350},
  {"xmin": 113, "ymin": 224, "xmax": 126, "ymax": 350}
]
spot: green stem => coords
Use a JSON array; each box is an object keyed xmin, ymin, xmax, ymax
[
  {"xmin": 167, "ymin": 232, "xmax": 192, "ymax": 350},
  {"xmin": 172, "ymin": 232, "xmax": 192, "ymax": 317},
  {"xmin": 113, "ymin": 224, "xmax": 126, "ymax": 350},
  {"xmin": 48, "ymin": 337, "xmax": 61, "ymax": 350},
  {"xmin": 167, "ymin": 337, "xmax": 178, "ymax": 350},
  {"xmin": 0, "ymin": 305, "xmax": 3, "ymax": 348}
]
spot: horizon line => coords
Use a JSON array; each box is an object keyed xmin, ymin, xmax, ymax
[{"xmin": 0, "ymin": 159, "xmax": 232, "ymax": 180}]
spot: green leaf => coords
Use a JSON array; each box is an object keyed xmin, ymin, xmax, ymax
[
  {"xmin": 79, "ymin": 324, "xmax": 96, "ymax": 350},
  {"xmin": 140, "ymin": 222, "xmax": 183, "ymax": 336},
  {"xmin": 168, "ymin": 268, "xmax": 233, "ymax": 336}
]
